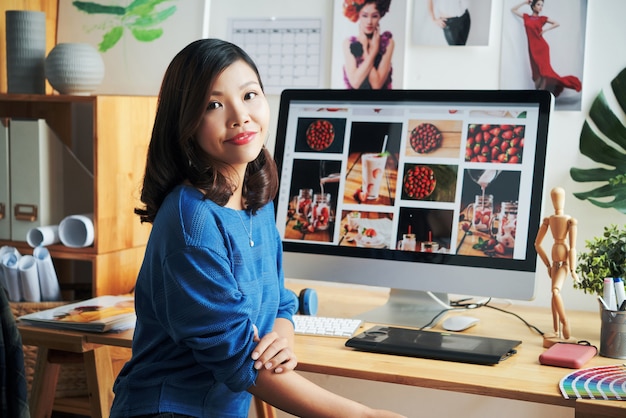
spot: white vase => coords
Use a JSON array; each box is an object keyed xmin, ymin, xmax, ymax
[
  {"xmin": 45, "ymin": 43, "xmax": 105, "ymax": 95},
  {"xmin": 5, "ymin": 10, "xmax": 46, "ymax": 94}
]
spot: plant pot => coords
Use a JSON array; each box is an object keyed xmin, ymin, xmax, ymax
[{"xmin": 45, "ymin": 43, "xmax": 105, "ymax": 95}]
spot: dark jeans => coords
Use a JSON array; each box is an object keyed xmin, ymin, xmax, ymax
[{"xmin": 443, "ymin": 9, "xmax": 471, "ymax": 45}]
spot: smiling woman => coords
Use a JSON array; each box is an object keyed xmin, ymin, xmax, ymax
[{"xmin": 108, "ymin": 38, "xmax": 404, "ymax": 418}]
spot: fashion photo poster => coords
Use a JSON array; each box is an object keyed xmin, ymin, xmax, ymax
[
  {"xmin": 412, "ymin": 0, "xmax": 493, "ymax": 46},
  {"xmin": 331, "ymin": 0, "xmax": 406, "ymax": 89},
  {"xmin": 500, "ymin": 0, "xmax": 587, "ymax": 111}
]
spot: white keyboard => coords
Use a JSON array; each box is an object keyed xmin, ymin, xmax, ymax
[{"xmin": 293, "ymin": 315, "xmax": 363, "ymax": 338}]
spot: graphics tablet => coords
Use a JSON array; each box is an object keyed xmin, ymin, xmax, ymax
[{"xmin": 345, "ymin": 325, "xmax": 521, "ymax": 365}]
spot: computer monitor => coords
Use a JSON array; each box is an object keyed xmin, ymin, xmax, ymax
[{"xmin": 273, "ymin": 89, "xmax": 552, "ymax": 328}]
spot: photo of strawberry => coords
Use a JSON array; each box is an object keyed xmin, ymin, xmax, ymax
[{"xmin": 464, "ymin": 123, "xmax": 525, "ymax": 164}]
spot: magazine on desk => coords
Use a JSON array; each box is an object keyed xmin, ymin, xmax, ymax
[{"xmin": 18, "ymin": 295, "xmax": 136, "ymax": 333}]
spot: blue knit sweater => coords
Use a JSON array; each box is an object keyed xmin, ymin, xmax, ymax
[{"xmin": 110, "ymin": 185, "xmax": 298, "ymax": 418}]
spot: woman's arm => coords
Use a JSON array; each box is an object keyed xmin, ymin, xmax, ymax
[
  {"xmin": 368, "ymin": 37, "xmax": 394, "ymax": 90},
  {"xmin": 428, "ymin": 0, "xmax": 447, "ymax": 29},
  {"xmin": 511, "ymin": 0, "xmax": 530, "ymax": 18},
  {"xmin": 249, "ymin": 368, "xmax": 405, "ymax": 418},
  {"xmin": 251, "ymin": 317, "xmax": 297, "ymax": 374},
  {"xmin": 541, "ymin": 17, "xmax": 560, "ymax": 35},
  {"xmin": 343, "ymin": 37, "xmax": 375, "ymax": 88}
]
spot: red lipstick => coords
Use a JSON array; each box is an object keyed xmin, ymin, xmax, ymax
[{"xmin": 227, "ymin": 131, "xmax": 256, "ymax": 145}]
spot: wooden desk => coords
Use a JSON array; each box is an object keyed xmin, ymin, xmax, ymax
[
  {"xmin": 18, "ymin": 325, "xmax": 133, "ymax": 418},
  {"xmin": 286, "ymin": 281, "xmax": 626, "ymax": 418},
  {"xmin": 19, "ymin": 283, "xmax": 626, "ymax": 418},
  {"xmin": 18, "ymin": 325, "xmax": 276, "ymax": 418}
]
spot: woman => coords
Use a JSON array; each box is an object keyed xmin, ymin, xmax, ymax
[
  {"xmin": 427, "ymin": 0, "xmax": 471, "ymax": 46},
  {"xmin": 109, "ymin": 38, "xmax": 404, "ymax": 418},
  {"xmin": 343, "ymin": 0, "xmax": 394, "ymax": 89},
  {"xmin": 511, "ymin": 0, "xmax": 582, "ymax": 97}
]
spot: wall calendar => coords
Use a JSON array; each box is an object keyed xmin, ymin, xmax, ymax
[{"xmin": 228, "ymin": 18, "xmax": 323, "ymax": 94}]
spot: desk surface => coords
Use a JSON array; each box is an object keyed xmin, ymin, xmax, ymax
[
  {"xmin": 18, "ymin": 281, "xmax": 626, "ymax": 418},
  {"xmin": 286, "ymin": 281, "xmax": 625, "ymax": 418}
]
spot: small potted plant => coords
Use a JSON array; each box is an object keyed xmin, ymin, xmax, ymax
[{"xmin": 574, "ymin": 224, "xmax": 626, "ymax": 296}]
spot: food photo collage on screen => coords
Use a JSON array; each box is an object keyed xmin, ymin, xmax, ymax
[{"xmin": 275, "ymin": 100, "xmax": 540, "ymax": 262}]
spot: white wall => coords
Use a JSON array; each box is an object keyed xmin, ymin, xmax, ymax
[
  {"xmin": 208, "ymin": 2, "xmax": 625, "ymax": 416},
  {"xmin": 210, "ymin": 0, "xmax": 626, "ymax": 315}
]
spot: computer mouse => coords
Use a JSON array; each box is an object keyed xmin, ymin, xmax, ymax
[{"xmin": 442, "ymin": 315, "xmax": 480, "ymax": 332}]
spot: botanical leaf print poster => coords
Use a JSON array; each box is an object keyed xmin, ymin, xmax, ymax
[{"xmin": 57, "ymin": 0, "xmax": 209, "ymax": 95}]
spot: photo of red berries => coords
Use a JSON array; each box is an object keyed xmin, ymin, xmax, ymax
[
  {"xmin": 409, "ymin": 122, "xmax": 442, "ymax": 153},
  {"xmin": 464, "ymin": 123, "xmax": 525, "ymax": 164},
  {"xmin": 294, "ymin": 117, "xmax": 346, "ymax": 153},
  {"xmin": 401, "ymin": 164, "xmax": 457, "ymax": 202},
  {"xmin": 403, "ymin": 165, "xmax": 436, "ymax": 199},
  {"xmin": 405, "ymin": 119, "xmax": 462, "ymax": 158},
  {"xmin": 306, "ymin": 119, "xmax": 335, "ymax": 151}
]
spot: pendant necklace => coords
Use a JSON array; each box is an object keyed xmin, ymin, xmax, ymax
[{"xmin": 236, "ymin": 210, "xmax": 254, "ymax": 247}]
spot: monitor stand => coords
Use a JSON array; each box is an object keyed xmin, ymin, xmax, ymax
[{"xmin": 355, "ymin": 289, "xmax": 450, "ymax": 329}]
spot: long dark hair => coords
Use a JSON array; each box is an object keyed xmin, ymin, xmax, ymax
[{"xmin": 135, "ymin": 38, "xmax": 278, "ymax": 224}]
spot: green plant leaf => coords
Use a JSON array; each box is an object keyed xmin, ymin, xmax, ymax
[
  {"xmin": 589, "ymin": 92, "xmax": 626, "ymax": 150},
  {"xmin": 575, "ymin": 224, "xmax": 626, "ymax": 295},
  {"xmin": 570, "ymin": 167, "xmax": 618, "ymax": 182},
  {"xmin": 72, "ymin": 1, "xmax": 125, "ymax": 15},
  {"xmin": 127, "ymin": 0, "xmax": 172, "ymax": 16},
  {"xmin": 131, "ymin": 6, "xmax": 177, "ymax": 27},
  {"xmin": 99, "ymin": 26, "xmax": 124, "ymax": 52},
  {"xmin": 130, "ymin": 27, "xmax": 163, "ymax": 42},
  {"xmin": 570, "ymin": 67, "xmax": 626, "ymax": 213}
]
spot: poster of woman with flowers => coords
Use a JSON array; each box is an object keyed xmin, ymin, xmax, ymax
[{"xmin": 332, "ymin": 0, "xmax": 406, "ymax": 89}]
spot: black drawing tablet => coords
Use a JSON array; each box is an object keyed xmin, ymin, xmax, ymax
[{"xmin": 345, "ymin": 325, "xmax": 521, "ymax": 365}]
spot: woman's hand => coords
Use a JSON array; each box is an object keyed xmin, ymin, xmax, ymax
[
  {"xmin": 368, "ymin": 26, "xmax": 381, "ymax": 57},
  {"xmin": 251, "ymin": 325, "xmax": 297, "ymax": 374}
]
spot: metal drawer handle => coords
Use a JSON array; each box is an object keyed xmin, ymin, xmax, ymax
[{"xmin": 14, "ymin": 204, "xmax": 38, "ymax": 222}]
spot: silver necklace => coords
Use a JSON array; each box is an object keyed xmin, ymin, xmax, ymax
[{"xmin": 236, "ymin": 210, "xmax": 254, "ymax": 247}]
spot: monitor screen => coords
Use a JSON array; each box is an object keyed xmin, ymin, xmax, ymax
[{"xmin": 273, "ymin": 89, "xmax": 552, "ymax": 328}]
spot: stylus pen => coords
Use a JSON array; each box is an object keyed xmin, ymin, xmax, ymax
[{"xmin": 598, "ymin": 295, "xmax": 612, "ymax": 311}]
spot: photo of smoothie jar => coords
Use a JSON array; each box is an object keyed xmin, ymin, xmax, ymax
[
  {"xmin": 296, "ymin": 188, "xmax": 313, "ymax": 219},
  {"xmin": 310, "ymin": 193, "xmax": 332, "ymax": 231},
  {"xmin": 466, "ymin": 194, "xmax": 493, "ymax": 233},
  {"xmin": 494, "ymin": 201, "xmax": 518, "ymax": 249}
]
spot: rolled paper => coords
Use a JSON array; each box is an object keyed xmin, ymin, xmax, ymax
[
  {"xmin": 1, "ymin": 250, "xmax": 22, "ymax": 301},
  {"xmin": 26, "ymin": 225, "xmax": 60, "ymax": 247},
  {"xmin": 18, "ymin": 255, "xmax": 41, "ymax": 302},
  {"xmin": 33, "ymin": 246, "xmax": 61, "ymax": 301},
  {"xmin": 59, "ymin": 213, "xmax": 94, "ymax": 248},
  {"xmin": 0, "ymin": 246, "xmax": 18, "ymax": 294}
]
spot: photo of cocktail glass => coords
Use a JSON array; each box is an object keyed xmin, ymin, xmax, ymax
[
  {"xmin": 397, "ymin": 233, "xmax": 416, "ymax": 251},
  {"xmin": 361, "ymin": 153, "xmax": 387, "ymax": 200}
]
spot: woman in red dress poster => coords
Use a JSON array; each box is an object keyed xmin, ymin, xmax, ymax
[{"xmin": 511, "ymin": 0, "xmax": 582, "ymax": 97}]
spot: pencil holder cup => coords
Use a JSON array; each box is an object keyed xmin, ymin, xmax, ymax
[{"xmin": 599, "ymin": 304, "xmax": 626, "ymax": 359}]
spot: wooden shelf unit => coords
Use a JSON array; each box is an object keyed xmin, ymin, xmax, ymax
[{"xmin": 0, "ymin": 93, "xmax": 156, "ymax": 296}]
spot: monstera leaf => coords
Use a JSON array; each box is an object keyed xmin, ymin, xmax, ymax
[{"xmin": 570, "ymin": 67, "xmax": 626, "ymax": 213}]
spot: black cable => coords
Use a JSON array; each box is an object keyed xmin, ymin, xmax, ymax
[
  {"xmin": 422, "ymin": 297, "xmax": 547, "ymax": 337},
  {"xmin": 481, "ymin": 302, "xmax": 545, "ymax": 337}
]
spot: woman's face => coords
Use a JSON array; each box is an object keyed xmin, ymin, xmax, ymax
[
  {"xmin": 358, "ymin": 2, "xmax": 382, "ymax": 35},
  {"xmin": 195, "ymin": 60, "xmax": 269, "ymax": 175},
  {"xmin": 532, "ymin": 1, "xmax": 544, "ymax": 13}
]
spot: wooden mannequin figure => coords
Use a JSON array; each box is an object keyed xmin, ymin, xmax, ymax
[{"xmin": 535, "ymin": 187, "xmax": 579, "ymax": 347}]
